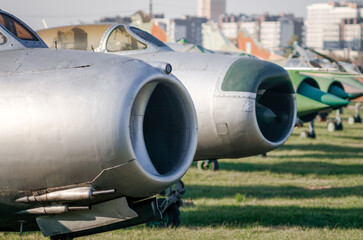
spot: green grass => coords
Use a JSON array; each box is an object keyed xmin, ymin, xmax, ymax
[{"xmin": 1, "ymin": 107, "xmax": 363, "ymax": 240}]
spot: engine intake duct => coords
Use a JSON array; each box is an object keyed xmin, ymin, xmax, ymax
[
  {"xmin": 255, "ymin": 78, "xmax": 295, "ymax": 143},
  {"xmin": 216, "ymin": 58, "xmax": 296, "ymax": 158},
  {"xmin": 129, "ymin": 79, "xmax": 197, "ymax": 179},
  {"xmin": 93, "ymin": 72, "xmax": 198, "ymax": 197}
]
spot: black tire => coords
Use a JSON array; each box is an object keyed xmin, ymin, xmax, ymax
[
  {"xmin": 318, "ymin": 113, "xmax": 328, "ymax": 122},
  {"xmin": 197, "ymin": 159, "xmax": 219, "ymax": 171},
  {"xmin": 146, "ymin": 200, "xmax": 181, "ymax": 228},
  {"xmin": 335, "ymin": 122, "xmax": 343, "ymax": 131},
  {"xmin": 164, "ymin": 203, "xmax": 181, "ymax": 227},
  {"xmin": 356, "ymin": 115, "xmax": 362, "ymax": 123}
]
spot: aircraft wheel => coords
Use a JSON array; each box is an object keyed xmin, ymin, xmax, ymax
[
  {"xmin": 197, "ymin": 159, "xmax": 219, "ymax": 171},
  {"xmin": 164, "ymin": 202, "xmax": 181, "ymax": 227},
  {"xmin": 350, "ymin": 115, "xmax": 362, "ymax": 124},
  {"xmin": 356, "ymin": 115, "xmax": 362, "ymax": 123},
  {"xmin": 327, "ymin": 121, "xmax": 336, "ymax": 132},
  {"xmin": 147, "ymin": 199, "xmax": 181, "ymax": 228},
  {"xmin": 348, "ymin": 116, "xmax": 355, "ymax": 125},
  {"xmin": 335, "ymin": 122, "xmax": 343, "ymax": 131},
  {"xmin": 318, "ymin": 113, "xmax": 328, "ymax": 122}
]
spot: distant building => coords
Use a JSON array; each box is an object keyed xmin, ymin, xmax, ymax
[
  {"xmin": 220, "ymin": 13, "xmax": 301, "ymax": 51},
  {"xmin": 99, "ymin": 16, "xmax": 132, "ymax": 25},
  {"xmin": 341, "ymin": 18, "xmax": 363, "ymax": 51},
  {"xmin": 220, "ymin": 22, "xmax": 239, "ymax": 43},
  {"xmin": 99, "ymin": 11, "xmax": 164, "ymax": 25},
  {"xmin": 240, "ymin": 21, "xmax": 260, "ymax": 41},
  {"xmin": 305, "ymin": 1, "xmax": 363, "ymax": 50},
  {"xmin": 153, "ymin": 16, "xmax": 207, "ymax": 45},
  {"xmin": 260, "ymin": 17, "xmax": 294, "ymax": 51},
  {"xmin": 197, "ymin": 0, "xmax": 226, "ymax": 21}
]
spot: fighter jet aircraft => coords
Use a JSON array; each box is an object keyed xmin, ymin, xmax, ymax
[
  {"xmin": 0, "ymin": 10, "xmax": 198, "ymax": 239},
  {"xmin": 281, "ymin": 43, "xmax": 363, "ymax": 98},
  {"xmin": 38, "ymin": 24, "xmax": 299, "ymax": 228},
  {"xmin": 38, "ymin": 23, "xmax": 297, "ymax": 162},
  {"xmin": 279, "ymin": 43, "xmax": 363, "ymax": 132}
]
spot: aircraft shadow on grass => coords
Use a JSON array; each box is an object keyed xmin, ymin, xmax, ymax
[
  {"xmin": 268, "ymin": 153, "xmax": 361, "ymax": 160},
  {"xmin": 275, "ymin": 143, "xmax": 362, "ymax": 153},
  {"xmin": 181, "ymin": 205, "xmax": 363, "ymax": 228},
  {"xmin": 217, "ymin": 161, "xmax": 363, "ymax": 175},
  {"xmin": 185, "ymin": 184, "xmax": 363, "ymax": 199},
  {"xmin": 337, "ymin": 135, "xmax": 363, "ymax": 141},
  {"xmin": 269, "ymin": 143, "xmax": 363, "ymax": 160}
]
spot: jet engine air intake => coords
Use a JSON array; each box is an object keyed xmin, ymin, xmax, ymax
[
  {"xmin": 130, "ymin": 80, "xmax": 196, "ymax": 179},
  {"xmin": 327, "ymin": 81, "xmax": 352, "ymax": 99},
  {"xmin": 295, "ymin": 78, "xmax": 324, "ymax": 122},
  {"xmin": 255, "ymin": 76, "xmax": 296, "ymax": 143},
  {"xmin": 215, "ymin": 58, "xmax": 296, "ymax": 158},
  {"xmin": 223, "ymin": 58, "xmax": 295, "ymax": 142}
]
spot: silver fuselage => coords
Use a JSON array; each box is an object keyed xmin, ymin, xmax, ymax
[
  {"xmin": 0, "ymin": 13, "xmax": 198, "ymax": 234},
  {"xmin": 38, "ymin": 24, "xmax": 297, "ymax": 160}
]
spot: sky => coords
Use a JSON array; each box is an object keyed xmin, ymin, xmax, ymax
[{"xmin": 1, "ymin": 0, "xmax": 334, "ymax": 30}]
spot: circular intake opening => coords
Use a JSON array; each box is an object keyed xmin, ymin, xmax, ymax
[
  {"xmin": 256, "ymin": 76, "xmax": 296, "ymax": 143},
  {"xmin": 130, "ymin": 81, "xmax": 193, "ymax": 177},
  {"xmin": 221, "ymin": 57, "xmax": 296, "ymax": 145},
  {"xmin": 298, "ymin": 78, "xmax": 320, "ymax": 91},
  {"xmin": 329, "ymin": 81, "xmax": 344, "ymax": 91}
]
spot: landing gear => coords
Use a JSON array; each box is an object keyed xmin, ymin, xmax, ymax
[
  {"xmin": 147, "ymin": 181, "xmax": 184, "ymax": 228},
  {"xmin": 300, "ymin": 120, "xmax": 316, "ymax": 138},
  {"xmin": 318, "ymin": 113, "xmax": 328, "ymax": 122},
  {"xmin": 327, "ymin": 120, "xmax": 343, "ymax": 132},
  {"xmin": 327, "ymin": 109, "xmax": 343, "ymax": 132},
  {"xmin": 197, "ymin": 159, "xmax": 219, "ymax": 171},
  {"xmin": 147, "ymin": 198, "xmax": 181, "ymax": 227},
  {"xmin": 348, "ymin": 103, "xmax": 362, "ymax": 125}
]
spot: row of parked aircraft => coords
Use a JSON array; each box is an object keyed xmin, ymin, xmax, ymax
[{"xmin": 0, "ymin": 9, "xmax": 362, "ymax": 240}]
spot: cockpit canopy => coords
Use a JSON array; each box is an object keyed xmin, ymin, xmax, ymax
[
  {"xmin": 0, "ymin": 9, "xmax": 46, "ymax": 50},
  {"xmin": 106, "ymin": 25, "xmax": 147, "ymax": 52},
  {"xmin": 38, "ymin": 24, "xmax": 111, "ymax": 51},
  {"xmin": 37, "ymin": 24, "xmax": 171, "ymax": 53}
]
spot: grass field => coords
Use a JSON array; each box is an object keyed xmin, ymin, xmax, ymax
[{"xmin": 2, "ymin": 108, "xmax": 362, "ymax": 240}]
